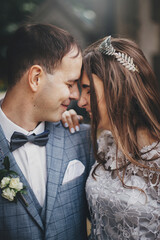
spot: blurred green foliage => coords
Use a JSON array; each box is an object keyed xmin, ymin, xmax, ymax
[{"xmin": 0, "ymin": 0, "xmax": 44, "ymax": 90}]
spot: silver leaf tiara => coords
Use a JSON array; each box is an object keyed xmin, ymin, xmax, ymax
[{"xmin": 99, "ymin": 36, "xmax": 139, "ymax": 73}]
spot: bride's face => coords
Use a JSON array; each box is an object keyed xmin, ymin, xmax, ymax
[{"xmin": 78, "ymin": 72, "xmax": 111, "ymax": 130}]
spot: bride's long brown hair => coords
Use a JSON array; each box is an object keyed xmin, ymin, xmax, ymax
[{"xmin": 82, "ymin": 37, "xmax": 160, "ymax": 190}]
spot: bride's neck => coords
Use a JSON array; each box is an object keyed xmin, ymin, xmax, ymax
[{"xmin": 137, "ymin": 128, "xmax": 158, "ymax": 150}]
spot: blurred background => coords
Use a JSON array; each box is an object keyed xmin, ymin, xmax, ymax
[{"xmin": 0, "ymin": 0, "xmax": 160, "ymax": 120}]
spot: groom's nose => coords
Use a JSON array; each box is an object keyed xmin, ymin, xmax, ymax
[{"xmin": 69, "ymin": 83, "xmax": 80, "ymax": 100}]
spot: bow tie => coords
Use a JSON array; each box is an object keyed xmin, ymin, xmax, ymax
[{"xmin": 10, "ymin": 130, "xmax": 50, "ymax": 152}]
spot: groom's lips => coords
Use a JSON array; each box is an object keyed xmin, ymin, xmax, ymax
[{"xmin": 61, "ymin": 104, "xmax": 69, "ymax": 110}]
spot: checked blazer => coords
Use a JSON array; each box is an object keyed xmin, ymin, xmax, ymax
[{"xmin": 0, "ymin": 121, "xmax": 94, "ymax": 240}]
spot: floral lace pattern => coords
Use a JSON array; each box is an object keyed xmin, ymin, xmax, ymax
[{"xmin": 86, "ymin": 130, "xmax": 160, "ymax": 240}]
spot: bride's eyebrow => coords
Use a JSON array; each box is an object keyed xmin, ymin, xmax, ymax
[{"xmin": 81, "ymin": 84, "xmax": 90, "ymax": 88}]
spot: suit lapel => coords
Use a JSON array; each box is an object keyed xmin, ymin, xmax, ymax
[
  {"xmin": 44, "ymin": 121, "xmax": 64, "ymax": 225},
  {"xmin": 0, "ymin": 125, "xmax": 44, "ymax": 230}
]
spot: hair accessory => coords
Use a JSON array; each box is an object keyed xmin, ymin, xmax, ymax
[{"xmin": 99, "ymin": 36, "xmax": 139, "ymax": 73}]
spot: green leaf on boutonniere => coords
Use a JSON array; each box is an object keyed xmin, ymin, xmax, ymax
[
  {"xmin": 8, "ymin": 170, "xmax": 19, "ymax": 176},
  {"xmin": 0, "ymin": 169, "xmax": 8, "ymax": 181},
  {"xmin": 0, "ymin": 156, "xmax": 18, "ymax": 181},
  {"xmin": 20, "ymin": 189, "xmax": 27, "ymax": 194},
  {"xmin": 2, "ymin": 156, "xmax": 10, "ymax": 171}
]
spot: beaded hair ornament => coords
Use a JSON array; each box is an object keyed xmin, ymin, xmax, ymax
[{"xmin": 99, "ymin": 36, "xmax": 139, "ymax": 73}]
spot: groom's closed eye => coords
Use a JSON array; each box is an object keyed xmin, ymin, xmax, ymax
[{"xmin": 67, "ymin": 79, "xmax": 79, "ymax": 88}]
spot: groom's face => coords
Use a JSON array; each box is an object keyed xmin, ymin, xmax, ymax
[{"xmin": 36, "ymin": 47, "xmax": 82, "ymax": 122}]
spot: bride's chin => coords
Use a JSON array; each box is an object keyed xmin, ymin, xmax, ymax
[
  {"xmin": 97, "ymin": 122, "xmax": 108, "ymax": 131},
  {"xmin": 89, "ymin": 112, "xmax": 92, "ymax": 117}
]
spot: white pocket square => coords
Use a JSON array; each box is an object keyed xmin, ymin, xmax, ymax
[{"xmin": 62, "ymin": 160, "xmax": 85, "ymax": 185}]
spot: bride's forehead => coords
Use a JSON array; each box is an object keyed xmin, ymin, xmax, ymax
[{"xmin": 81, "ymin": 72, "xmax": 90, "ymax": 84}]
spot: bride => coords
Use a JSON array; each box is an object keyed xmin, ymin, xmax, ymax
[{"xmin": 62, "ymin": 36, "xmax": 160, "ymax": 239}]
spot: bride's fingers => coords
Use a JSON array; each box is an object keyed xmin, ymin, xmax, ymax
[
  {"xmin": 65, "ymin": 110, "xmax": 76, "ymax": 133},
  {"xmin": 66, "ymin": 109, "xmax": 80, "ymax": 133},
  {"xmin": 77, "ymin": 115, "xmax": 83, "ymax": 122},
  {"xmin": 61, "ymin": 111, "xmax": 68, "ymax": 126},
  {"xmin": 69, "ymin": 110, "xmax": 84, "ymax": 125},
  {"xmin": 61, "ymin": 109, "xmax": 83, "ymax": 133}
]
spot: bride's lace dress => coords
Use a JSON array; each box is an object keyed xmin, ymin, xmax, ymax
[{"xmin": 86, "ymin": 130, "xmax": 160, "ymax": 240}]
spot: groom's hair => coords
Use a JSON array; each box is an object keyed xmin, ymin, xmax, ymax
[{"xmin": 7, "ymin": 23, "xmax": 81, "ymax": 88}]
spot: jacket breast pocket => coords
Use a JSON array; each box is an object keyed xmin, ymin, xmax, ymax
[
  {"xmin": 59, "ymin": 171, "xmax": 86, "ymax": 193},
  {"xmin": 56, "ymin": 172, "xmax": 87, "ymax": 217}
]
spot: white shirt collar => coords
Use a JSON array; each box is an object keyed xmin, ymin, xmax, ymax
[{"xmin": 0, "ymin": 106, "xmax": 45, "ymax": 142}]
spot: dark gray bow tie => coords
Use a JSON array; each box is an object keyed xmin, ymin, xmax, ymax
[{"xmin": 10, "ymin": 130, "xmax": 50, "ymax": 152}]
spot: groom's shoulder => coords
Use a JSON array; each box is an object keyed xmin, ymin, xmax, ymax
[
  {"xmin": 46, "ymin": 121, "xmax": 91, "ymax": 132},
  {"xmin": 78, "ymin": 123, "xmax": 91, "ymax": 131},
  {"xmin": 46, "ymin": 122, "xmax": 92, "ymax": 150},
  {"xmin": 48, "ymin": 121, "xmax": 91, "ymax": 140}
]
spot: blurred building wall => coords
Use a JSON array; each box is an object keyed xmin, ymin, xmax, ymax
[
  {"xmin": 32, "ymin": 0, "xmax": 160, "ymax": 81},
  {"xmin": 32, "ymin": 0, "xmax": 115, "ymax": 48},
  {"xmin": 115, "ymin": 0, "xmax": 160, "ymax": 72}
]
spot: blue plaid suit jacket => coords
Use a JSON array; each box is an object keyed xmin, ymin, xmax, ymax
[{"xmin": 0, "ymin": 121, "xmax": 94, "ymax": 240}]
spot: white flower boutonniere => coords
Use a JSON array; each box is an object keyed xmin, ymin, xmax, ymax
[{"xmin": 0, "ymin": 156, "xmax": 28, "ymax": 206}]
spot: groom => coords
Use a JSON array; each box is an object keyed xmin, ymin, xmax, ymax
[{"xmin": 0, "ymin": 23, "xmax": 94, "ymax": 239}]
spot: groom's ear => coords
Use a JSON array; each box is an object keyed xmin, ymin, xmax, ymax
[{"xmin": 27, "ymin": 65, "xmax": 43, "ymax": 92}]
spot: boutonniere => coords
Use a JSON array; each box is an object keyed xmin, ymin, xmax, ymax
[{"xmin": 0, "ymin": 156, "xmax": 28, "ymax": 206}]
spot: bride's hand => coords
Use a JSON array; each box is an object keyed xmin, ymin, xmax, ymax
[{"xmin": 61, "ymin": 109, "xmax": 83, "ymax": 133}]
